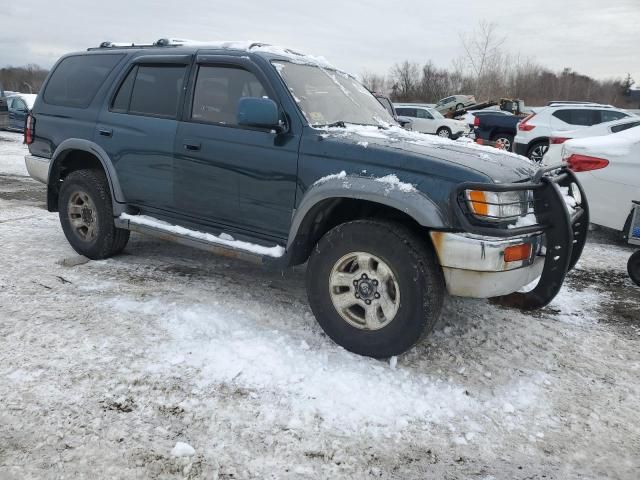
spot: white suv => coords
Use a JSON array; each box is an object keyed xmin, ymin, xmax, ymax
[
  {"xmin": 514, "ymin": 102, "xmax": 632, "ymax": 162},
  {"xmin": 394, "ymin": 104, "xmax": 468, "ymax": 138}
]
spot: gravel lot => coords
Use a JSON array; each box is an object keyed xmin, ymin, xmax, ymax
[{"xmin": 0, "ymin": 131, "xmax": 638, "ymax": 479}]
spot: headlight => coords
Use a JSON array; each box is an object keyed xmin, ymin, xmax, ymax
[{"xmin": 465, "ymin": 189, "xmax": 532, "ymax": 222}]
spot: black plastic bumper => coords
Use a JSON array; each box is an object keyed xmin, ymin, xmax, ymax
[
  {"xmin": 514, "ymin": 142, "xmax": 528, "ymax": 157},
  {"xmin": 452, "ymin": 165, "xmax": 589, "ymax": 310}
]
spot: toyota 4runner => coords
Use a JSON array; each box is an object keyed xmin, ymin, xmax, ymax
[{"xmin": 24, "ymin": 39, "xmax": 589, "ymax": 357}]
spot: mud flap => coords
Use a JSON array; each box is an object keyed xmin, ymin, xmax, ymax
[{"xmin": 491, "ymin": 170, "xmax": 589, "ymax": 310}]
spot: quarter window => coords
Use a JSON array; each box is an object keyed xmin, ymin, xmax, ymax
[
  {"xmin": 191, "ymin": 66, "xmax": 268, "ymax": 125},
  {"xmin": 611, "ymin": 121, "xmax": 640, "ymax": 133},
  {"xmin": 43, "ymin": 54, "xmax": 123, "ymax": 108},
  {"xmin": 600, "ymin": 110, "xmax": 628, "ymax": 123}
]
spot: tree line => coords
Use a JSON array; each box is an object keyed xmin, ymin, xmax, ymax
[
  {"xmin": 0, "ymin": 65, "xmax": 49, "ymax": 94},
  {"xmin": 361, "ymin": 21, "xmax": 637, "ymax": 108}
]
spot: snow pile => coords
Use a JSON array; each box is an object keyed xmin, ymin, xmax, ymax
[
  {"xmin": 559, "ymin": 186, "xmax": 578, "ymax": 215},
  {"xmin": 119, "ymin": 213, "xmax": 285, "ymax": 258},
  {"xmin": 170, "ymin": 442, "xmax": 196, "ymax": 457},
  {"xmin": 374, "ymin": 174, "xmax": 416, "ymax": 193}
]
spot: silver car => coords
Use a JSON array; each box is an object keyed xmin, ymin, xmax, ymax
[{"xmin": 435, "ymin": 95, "xmax": 476, "ymax": 114}]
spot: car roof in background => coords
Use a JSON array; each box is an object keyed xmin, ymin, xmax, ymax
[{"xmin": 8, "ymin": 93, "xmax": 37, "ymax": 109}]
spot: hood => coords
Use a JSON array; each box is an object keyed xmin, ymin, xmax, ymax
[{"xmin": 318, "ymin": 124, "xmax": 537, "ymax": 183}]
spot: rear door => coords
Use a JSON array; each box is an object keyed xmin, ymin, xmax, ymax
[
  {"xmin": 173, "ymin": 55, "xmax": 299, "ymax": 240},
  {"xmin": 95, "ymin": 55, "xmax": 190, "ymax": 211}
]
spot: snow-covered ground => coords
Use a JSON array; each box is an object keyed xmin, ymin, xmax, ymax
[{"xmin": 0, "ymin": 131, "xmax": 638, "ymax": 479}]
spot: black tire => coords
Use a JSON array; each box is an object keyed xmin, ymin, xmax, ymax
[
  {"xmin": 628, "ymin": 251, "xmax": 640, "ymax": 287},
  {"xmin": 58, "ymin": 169, "xmax": 130, "ymax": 260},
  {"xmin": 436, "ymin": 127, "xmax": 452, "ymax": 138},
  {"xmin": 306, "ymin": 219, "xmax": 445, "ymax": 358},
  {"xmin": 455, "ymin": 103, "xmax": 464, "ymax": 112},
  {"xmin": 492, "ymin": 133, "xmax": 514, "ymax": 152},
  {"xmin": 527, "ymin": 140, "xmax": 549, "ymax": 163}
]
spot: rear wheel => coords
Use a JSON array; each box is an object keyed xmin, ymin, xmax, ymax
[
  {"xmin": 455, "ymin": 103, "xmax": 464, "ymax": 111},
  {"xmin": 628, "ymin": 251, "xmax": 640, "ymax": 287},
  {"xmin": 58, "ymin": 169, "xmax": 129, "ymax": 260},
  {"xmin": 436, "ymin": 127, "xmax": 452, "ymax": 138},
  {"xmin": 527, "ymin": 140, "xmax": 549, "ymax": 163},
  {"xmin": 306, "ymin": 220, "xmax": 445, "ymax": 358},
  {"xmin": 492, "ymin": 133, "xmax": 514, "ymax": 152}
]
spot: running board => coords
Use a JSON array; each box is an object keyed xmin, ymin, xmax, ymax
[{"xmin": 115, "ymin": 213, "xmax": 285, "ymax": 265}]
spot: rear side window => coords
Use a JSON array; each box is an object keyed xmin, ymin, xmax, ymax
[
  {"xmin": 552, "ymin": 109, "xmax": 599, "ymax": 126},
  {"xmin": 43, "ymin": 54, "xmax": 123, "ymax": 108},
  {"xmin": 191, "ymin": 65, "xmax": 268, "ymax": 125},
  {"xmin": 396, "ymin": 108, "xmax": 417, "ymax": 117},
  {"xmin": 129, "ymin": 65, "xmax": 187, "ymax": 118},
  {"xmin": 416, "ymin": 109, "xmax": 433, "ymax": 119},
  {"xmin": 611, "ymin": 121, "xmax": 640, "ymax": 133}
]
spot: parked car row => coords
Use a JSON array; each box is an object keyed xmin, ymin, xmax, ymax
[{"xmin": 393, "ymin": 103, "xmax": 468, "ymax": 138}]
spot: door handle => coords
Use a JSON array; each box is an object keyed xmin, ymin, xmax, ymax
[
  {"xmin": 183, "ymin": 142, "xmax": 201, "ymax": 151},
  {"xmin": 99, "ymin": 128, "xmax": 113, "ymax": 137}
]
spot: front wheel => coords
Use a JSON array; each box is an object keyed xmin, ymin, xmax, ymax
[
  {"xmin": 455, "ymin": 103, "xmax": 464, "ymax": 111},
  {"xmin": 436, "ymin": 127, "xmax": 452, "ymax": 138},
  {"xmin": 306, "ymin": 220, "xmax": 445, "ymax": 358},
  {"xmin": 628, "ymin": 251, "xmax": 640, "ymax": 287},
  {"xmin": 58, "ymin": 169, "xmax": 130, "ymax": 260}
]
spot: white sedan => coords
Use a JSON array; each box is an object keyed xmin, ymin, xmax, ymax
[
  {"xmin": 394, "ymin": 104, "xmax": 468, "ymax": 139},
  {"xmin": 544, "ymin": 116, "xmax": 640, "ymax": 165},
  {"xmin": 563, "ymin": 125, "xmax": 640, "ymax": 233}
]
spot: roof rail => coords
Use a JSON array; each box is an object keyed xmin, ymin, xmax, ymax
[{"xmin": 547, "ymin": 100, "xmax": 614, "ymax": 108}]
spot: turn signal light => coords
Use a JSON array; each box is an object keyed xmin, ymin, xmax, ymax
[
  {"xmin": 550, "ymin": 137, "xmax": 570, "ymax": 144},
  {"xmin": 467, "ymin": 190, "xmax": 489, "ymax": 216},
  {"xmin": 504, "ymin": 244, "xmax": 532, "ymax": 263}
]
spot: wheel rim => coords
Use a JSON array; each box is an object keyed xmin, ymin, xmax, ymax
[
  {"xmin": 438, "ymin": 129, "xmax": 450, "ymax": 138},
  {"xmin": 530, "ymin": 144, "xmax": 548, "ymax": 163},
  {"xmin": 495, "ymin": 137, "xmax": 512, "ymax": 151},
  {"xmin": 329, "ymin": 252, "xmax": 400, "ymax": 330},
  {"xmin": 67, "ymin": 190, "xmax": 98, "ymax": 242}
]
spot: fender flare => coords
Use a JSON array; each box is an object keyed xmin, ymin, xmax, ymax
[
  {"xmin": 48, "ymin": 138, "xmax": 126, "ymax": 214},
  {"xmin": 287, "ymin": 175, "xmax": 448, "ymax": 250}
]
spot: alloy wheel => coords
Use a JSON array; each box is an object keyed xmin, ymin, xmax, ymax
[{"xmin": 67, "ymin": 190, "xmax": 98, "ymax": 242}]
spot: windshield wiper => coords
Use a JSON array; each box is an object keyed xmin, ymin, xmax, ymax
[{"xmin": 317, "ymin": 120, "xmax": 347, "ymax": 128}]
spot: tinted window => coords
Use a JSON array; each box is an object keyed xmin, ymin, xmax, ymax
[
  {"xmin": 416, "ymin": 109, "xmax": 433, "ymax": 119},
  {"xmin": 191, "ymin": 66, "xmax": 268, "ymax": 125},
  {"xmin": 396, "ymin": 107, "xmax": 417, "ymax": 117},
  {"xmin": 128, "ymin": 65, "xmax": 186, "ymax": 118},
  {"xmin": 553, "ymin": 109, "xmax": 599, "ymax": 126},
  {"xmin": 111, "ymin": 66, "xmax": 137, "ymax": 112},
  {"xmin": 43, "ymin": 54, "xmax": 123, "ymax": 108},
  {"xmin": 611, "ymin": 121, "xmax": 640, "ymax": 133},
  {"xmin": 600, "ymin": 110, "xmax": 628, "ymax": 122}
]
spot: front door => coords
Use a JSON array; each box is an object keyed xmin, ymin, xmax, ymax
[
  {"xmin": 173, "ymin": 58, "xmax": 299, "ymax": 240},
  {"xmin": 95, "ymin": 59, "xmax": 189, "ymax": 211}
]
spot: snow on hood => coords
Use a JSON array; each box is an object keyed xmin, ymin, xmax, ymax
[
  {"xmin": 319, "ymin": 123, "xmax": 532, "ymax": 163},
  {"xmin": 565, "ymin": 125, "xmax": 640, "ymax": 158}
]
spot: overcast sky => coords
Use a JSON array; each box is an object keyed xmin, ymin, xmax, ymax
[{"xmin": 2, "ymin": 0, "xmax": 639, "ymax": 83}]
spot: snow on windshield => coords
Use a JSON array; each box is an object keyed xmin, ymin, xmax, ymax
[{"xmin": 272, "ymin": 61, "xmax": 395, "ymax": 127}]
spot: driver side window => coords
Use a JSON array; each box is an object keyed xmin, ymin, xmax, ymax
[{"xmin": 191, "ymin": 65, "xmax": 268, "ymax": 125}]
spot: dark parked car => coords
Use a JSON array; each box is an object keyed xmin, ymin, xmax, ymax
[
  {"xmin": 6, "ymin": 94, "xmax": 37, "ymax": 132},
  {"xmin": 24, "ymin": 39, "xmax": 588, "ymax": 357},
  {"xmin": 0, "ymin": 86, "xmax": 8, "ymax": 130},
  {"xmin": 472, "ymin": 112, "xmax": 520, "ymax": 151}
]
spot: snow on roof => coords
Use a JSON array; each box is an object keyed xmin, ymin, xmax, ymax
[
  {"xmin": 8, "ymin": 93, "xmax": 37, "ymax": 109},
  {"xmin": 565, "ymin": 124, "xmax": 640, "ymax": 157}
]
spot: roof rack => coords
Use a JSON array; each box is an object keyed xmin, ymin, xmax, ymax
[
  {"xmin": 547, "ymin": 101, "xmax": 614, "ymax": 108},
  {"xmin": 91, "ymin": 38, "xmax": 274, "ymax": 51}
]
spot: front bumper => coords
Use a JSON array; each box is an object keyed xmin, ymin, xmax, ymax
[
  {"xmin": 430, "ymin": 231, "xmax": 545, "ymax": 298},
  {"xmin": 25, "ymin": 154, "xmax": 50, "ymax": 184},
  {"xmin": 434, "ymin": 166, "xmax": 589, "ymax": 309}
]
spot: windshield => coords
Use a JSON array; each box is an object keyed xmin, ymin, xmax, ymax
[
  {"xmin": 272, "ymin": 61, "xmax": 395, "ymax": 127},
  {"xmin": 429, "ymin": 108, "xmax": 444, "ymax": 119}
]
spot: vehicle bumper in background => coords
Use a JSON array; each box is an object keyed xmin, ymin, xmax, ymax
[
  {"xmin": 514, "ymin": 142, "xmax": 528, "ymax": 156},
  {"xmin": 430, "ymin": 231, "xmax": 545, "ymax": 298},
  {"xmin": 25, "ymin": 155, "xmax": 50, "ymax": 184}
]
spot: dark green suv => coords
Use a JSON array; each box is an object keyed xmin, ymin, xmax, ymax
[{"xmin": 24, "ymin": 39, "xmax": 588, "ymax": 357}]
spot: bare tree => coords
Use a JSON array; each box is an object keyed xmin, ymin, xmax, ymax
[
  {"xmin": 360, "ymin": 71, "xmax": 387, "ymax": 93},
  {"xmin": 389, "ymin": 61, "xmax": 420, "ymax": 101}
]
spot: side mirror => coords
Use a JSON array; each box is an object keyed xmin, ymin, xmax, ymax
[{"xmin": 237, "ymin": 97, "xmax": 282, "ymax": 132}]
